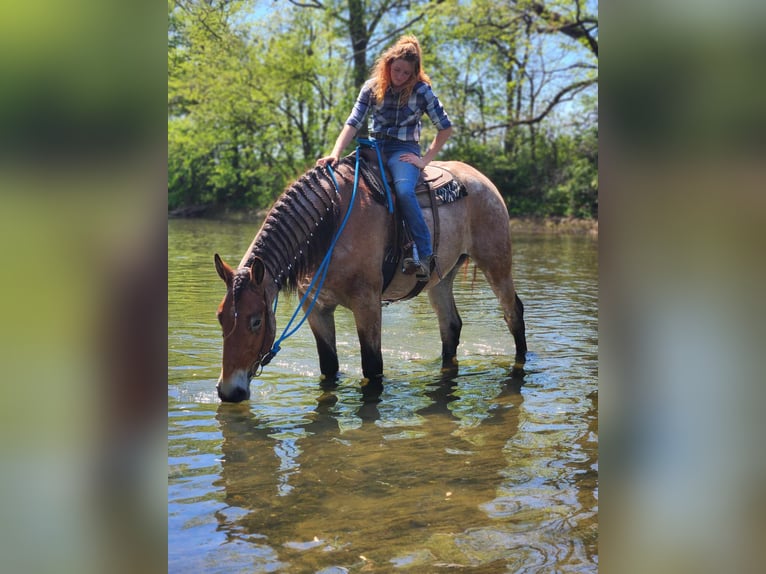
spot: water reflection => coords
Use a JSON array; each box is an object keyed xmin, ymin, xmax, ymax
[
  {"xmin": 169, "ymin": 223, "xmax": 598, "ymax": 572},
  {"xmin": 212, "ymin": 372, "xmax": 529, "ymax": 571}
]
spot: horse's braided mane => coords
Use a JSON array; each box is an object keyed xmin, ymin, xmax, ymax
[{"xmin": 242, "ymin": 158, "xmax": 356, "ymax": 294}]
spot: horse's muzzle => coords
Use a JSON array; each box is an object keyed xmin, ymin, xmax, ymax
[{"xmin": 217, "ymin": 383, "xmax": 250, "ymax": 403}]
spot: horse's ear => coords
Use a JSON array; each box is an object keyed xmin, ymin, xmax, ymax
[
  {"xmin": 250, "ymin": 257, "xmax": 265, "ymax": 285},
  {"xmin": 214, "ymin": 253, "xmax": 233, "ymax": 285}
]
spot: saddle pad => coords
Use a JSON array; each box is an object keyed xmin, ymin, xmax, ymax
[
  {"xmin": 437, "ymin": 179, "xmax": 466, "ymax": 202},
  {"xmin": 416, "ymin": 172, "xmax": 467, "ymax": 209},
  {"xmin": 353, "ymin": 148, "xmax": 467, "ymax": 208}
]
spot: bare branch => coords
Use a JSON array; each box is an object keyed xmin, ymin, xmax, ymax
[
  {"xmin": 286, "ymin": 0, "xmax": 325, "ymax": 8},
  {"xmin": 366, "ymin": 14, "xmax": 428, "ymax": 53},
  {"xmin": 176, "ymin": 0, "xmax": 225, "ymax": 42},
  {"xmin": 524, "ymin": 1, "xmax": 598, "ymax": 58},
  {"xmin": 473, "ymin": 78, "xmax": 596, "ymax": 135}
]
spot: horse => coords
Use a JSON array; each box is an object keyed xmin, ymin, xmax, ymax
[{"xmin": 213, "ymin": 153, "xmax": 526, "ymax": 402}]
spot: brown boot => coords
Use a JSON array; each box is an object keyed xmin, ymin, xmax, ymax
[
  {"xmin": 415, "ymin": 255, "xmax": 433, "ymax": 281},
  {"xmin": 402, "ymin": 256, "xmax": 420, "ymax": 274}
]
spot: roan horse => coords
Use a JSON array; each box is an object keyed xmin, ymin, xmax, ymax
[{"xmin": 214, "ymin": 153, "xmax": 526, "ymax": 402}]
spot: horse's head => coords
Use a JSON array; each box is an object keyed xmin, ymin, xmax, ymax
[{"xmin": 214, "ymin": 253, "xmax": 276, "ymax": 402}]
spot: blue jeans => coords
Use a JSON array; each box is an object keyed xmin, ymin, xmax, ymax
[{"xmin": 377, "ymin": 139, "xmax": 433, "ymax": 260}]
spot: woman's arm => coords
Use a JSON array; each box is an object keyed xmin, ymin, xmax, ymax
[
  {"xmin": 317, "ymin": 82, "xmax": 371, "ymax": 167},
  {"xmin": 421, "ymin": 125, "xmax": 453, "ymax": 166},
  {"xmin": 316, "ymin": 124, "xmax": 359, "ymax": 167},
  {"xmin": 400, "ymin": 125, "xmax": 453, "ymax": 170}
]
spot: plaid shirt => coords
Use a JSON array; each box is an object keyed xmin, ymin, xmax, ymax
[{"xmin": 345, "ymin": 80, "xmax": 452, "ymax": 143}]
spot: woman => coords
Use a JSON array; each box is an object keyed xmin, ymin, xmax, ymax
[{"xmin": 317, "ymin": 35, "xmax": 453, "ymax": 281}]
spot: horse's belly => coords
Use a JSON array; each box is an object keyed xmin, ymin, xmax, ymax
[{"xmin": 381, "ymin": 272, "xmax": 426, "ymax": 301}]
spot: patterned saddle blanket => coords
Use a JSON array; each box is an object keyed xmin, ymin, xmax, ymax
[{"xmin": 354, "ymin": 147, "xmax": 467, "ymax": 209}]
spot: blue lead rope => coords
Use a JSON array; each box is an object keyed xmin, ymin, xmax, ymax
[
  {"xmin": 356, "ymin": 137, "xmax": 394, "ymax": 213},
  {"xmin": 266, "ymin": 143, "xmax": 366, "ymax": 361}
]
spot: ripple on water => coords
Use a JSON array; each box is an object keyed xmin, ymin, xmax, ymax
[
  {"xmin": 168, "ymin": 227, "xmax": 598, "ymax": 573},
  {"xmin": 455, "ymin": 527, "xmax": 554, "ymax": 569}
]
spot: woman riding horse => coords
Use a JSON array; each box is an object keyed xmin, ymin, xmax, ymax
[
  {"xmin": 213, "ymin": 39, "xmax": 526, "ymax": 403},
  {"xmin": 317, "ymin": 35, "xmax": 453, "ymax": 282}
]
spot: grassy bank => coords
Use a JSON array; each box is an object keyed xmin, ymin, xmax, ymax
[
  {"xmin": 510, "ymin": 217, "xmax": 598, "ymax": 236},
  {"xmin": 169, "ymin": 209, "xmax": 598, "ymax": 237}
]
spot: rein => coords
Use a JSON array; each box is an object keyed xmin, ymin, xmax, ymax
[
  {"xmin": 357, "ymin": 137, "xmax": 394, "ymax": 213},
  {"xmin": 261, "ymin": 140, "xmax": 373, "ymax": 366}
]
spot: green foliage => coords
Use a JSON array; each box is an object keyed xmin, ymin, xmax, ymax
[
  {"xmin": 168, "ymin": 0, "xmax": 598, "ymax": 218},
  {"xmin": 442, "ymin": 124, "xmax": 598, "ymax": 219}
]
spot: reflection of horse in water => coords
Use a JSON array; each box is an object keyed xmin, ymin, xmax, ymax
[
  {"xmin": 213, "ymin": 155, "xmax": 527, "ymax": 402},
  {"xmin": 213, "ymin": 374, "xmax": 524, "ymax": 569}
]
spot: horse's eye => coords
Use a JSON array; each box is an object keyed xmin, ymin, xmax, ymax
[{"xmin": 249, "ymin": 314, "xmax": 263, "ymax": 332}]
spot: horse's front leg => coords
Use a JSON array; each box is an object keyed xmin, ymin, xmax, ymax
[
  {"xmin": 306, "ymin": 302, "xmax": 339, "ymax": 382},
  {"xmin": 351, "ymin": 298, "xmax": 383, "ymax": 383}
]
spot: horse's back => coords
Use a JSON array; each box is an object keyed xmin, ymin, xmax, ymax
[
  {"xmin": 430, "ymin": 161, "xmax": 513, "ymax": 266},
  {"xmin": 432, "ymin": 161, "xmax": 505, "ymax": 203},
  {"xmin": 432, "ymin": 160, "xmax": 509, "ymax": 223}
]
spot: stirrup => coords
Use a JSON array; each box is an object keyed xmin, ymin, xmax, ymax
[
  {"xmin": 415, "ymin": 255, "xmax": 434, "ymax": 281},
  {"xmin": 402, "ymin": 256, "xmax": 420, "ymax": 274}
]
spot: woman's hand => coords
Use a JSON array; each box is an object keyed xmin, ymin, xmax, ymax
[
  {"xmin": 316, "ymin": 155, "xmax": 338, "ymax": 168},
  {"xmin": 318, "ymin": 125, "xmax": 359, "ymax": 168},
  {"xmin": 399, "ymin": 152, "xmax": 426, "ymax": 170}
]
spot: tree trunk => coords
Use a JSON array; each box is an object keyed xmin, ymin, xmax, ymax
[
  {"xmin": 347, "ymin": 0, "xmax": 369, "ymax": 134},
  {"xmin": 347, "ymin": 0, "xmax": 368, "ymax": 89},
  {"xmin": 504, "ymin": 66, "xmax": 515, "ymax": 155}
]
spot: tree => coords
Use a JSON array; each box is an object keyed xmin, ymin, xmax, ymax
[
  {"xmin": 287, "ymin": 0, "xmax": 447, "ymax": 139},
  {"xmin": 169, "ymin": 0, "xmax": 350, "ymax": 208},
  {"xmin": 168, "ymin": 0, "xmax": 599, "ymax": 219}
]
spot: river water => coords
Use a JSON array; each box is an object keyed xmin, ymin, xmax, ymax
[{"xmin": 168, "ymin": 217, "xmax": 598, "ymax": 572}]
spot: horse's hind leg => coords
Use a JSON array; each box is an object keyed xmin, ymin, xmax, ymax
[
  {"xmin": 472, "ymin": 253, "xmax": 527, "ymax": 366},
  {"xmin": 511, "ymin": 292, "xmax": 527, "ymax": 363},
  {"xmin": 428, "ymin": 260, "xmax": 465, "ymax": 370},
  {"xmin": 306, "ymin": 303, "xmax": 339, "ymax": 382}
]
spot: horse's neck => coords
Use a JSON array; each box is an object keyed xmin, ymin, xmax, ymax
[{"xmin": 245, "ymin": 172, "xmax": 342, "ymax": 293}]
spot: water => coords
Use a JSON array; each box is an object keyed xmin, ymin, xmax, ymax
[{"xmin": 169, "ymin": 218, "xmax": 598, "ymax": 572}]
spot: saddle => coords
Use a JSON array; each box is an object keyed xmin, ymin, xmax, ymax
[
  {"xmin": 355, "ymin": 147, "xmax": 467, "ymax": 210},
  {"xmin": 354, "ymin": 146, "xmax": 467, "ymax": 298}
]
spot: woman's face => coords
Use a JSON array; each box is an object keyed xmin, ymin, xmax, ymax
[{"xmin": 389, "ymin": 59, "xmax": 415, "ymax": 89}]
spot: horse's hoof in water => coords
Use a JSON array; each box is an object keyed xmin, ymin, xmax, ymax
[
  {"xmin": 319, "ymin": 373, "xmax": 339, "ymax": 389},
  {"xmin": 440, "ymin": 356, "xmax": 459, "ymax": 372},
  {"xmin": 360, "ymin": 377, "xmax": 383, "ymax": 402},
  {"xmin": 511, "ymin": 364, "xmax": 526, "ymax": 379},
  {"xmin": 316, "ymin": 391, "xmax": 338, "ymax": 406}
]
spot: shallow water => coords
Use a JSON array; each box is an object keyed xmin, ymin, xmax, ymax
[{"xmin": 168, "ymin": 218, "xmax": 598, "ymax": 572}]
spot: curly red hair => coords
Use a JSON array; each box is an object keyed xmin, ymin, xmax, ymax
[{"xmin": 370, "ymin": 35, "xmax": 432, "ymax": 105}]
